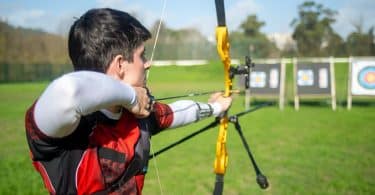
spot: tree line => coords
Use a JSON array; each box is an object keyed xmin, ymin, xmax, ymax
[
  {"xmin": 230, "ymin": 1, "xmax": 374, "ymax": 58},
  {"xmin": 0, "ymin": 21, "xmax": 71, "ymax": 81},
  {"xmin": 0, "ymin": 21, "xmax": 70, "ymax": 65},
  {"xmin": 0, "ymin": 1, "xmax": 374, "ymax": 68}
]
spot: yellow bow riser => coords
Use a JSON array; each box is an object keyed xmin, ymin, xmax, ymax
[
  {"xmin": 215, "ymin": 26, "xmax": 232, "ymax": 97},
  {"xmin": 214, "ymin": 26, "xmax": 232, "ymax": 175}
]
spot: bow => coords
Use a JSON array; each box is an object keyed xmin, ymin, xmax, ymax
[
  {"xmin": 212, "ymin": 0, "xmax": 231, "ymax": 194},
  {"xmin": 213, "ymin": 1, "xmax": 269, "ymax": 194},
  {"xmin": 148, "ymin": 1, "xmax": 270, "ymax": 194}
]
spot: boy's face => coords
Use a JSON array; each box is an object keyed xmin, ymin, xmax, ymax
[{"xmin": 120, "ymin": 44, "xmax": 150, "ymax": 87}]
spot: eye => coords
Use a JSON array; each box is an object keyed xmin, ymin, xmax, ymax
[{"xmin": 141, "ymin": 50, "xmax": 147, "ymax": 61}]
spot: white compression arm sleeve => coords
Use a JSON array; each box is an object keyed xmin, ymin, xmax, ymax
[
  {"xmin": 34, "ymin": 71, "xmax": 137, "ymax": 138},
  {"xmin": 168, "ymin": 100, "xmax": 222, "ymax": 128}
]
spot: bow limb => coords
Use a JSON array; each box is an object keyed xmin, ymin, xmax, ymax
[{"xmin": 213, "ymin": 0, "xmax": 232, "ymax": 194}]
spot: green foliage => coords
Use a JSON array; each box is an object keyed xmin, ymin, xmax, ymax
[
  {"xmin": 146, "ymin": 21, "xmax": 216, "ymax": 60},
  {"xmin": 1, "ymin": 64, "xmax": 373, "ymax": 194},
  {"xmin": 290, "ymin": 0, "xmax": 375, "ymax": 57},
  {"xmin": 0, "ymin": 63, "xmax": 72, "ymax": 83},
  {"xmin": 0, "ymin": 20, "xmax": 70, "ymax": 65},
  {"xmin": 0, "ymin": 20, "xmax": 72, "ymax": 82},
  {"xmin": 324, "ymin": 32, "xmax": 347, "ymax": 57},
  {"xmin": 231, "ymin": 15, "xmax": 280, "ymax": 58},
  {"xmin": 346, "ymin": 27, "xmax": 375, "ymax": 56},
  {"xmin": 291, "ymin": 1, "xmax": 340, "ymax": 56},
  {"xmin": 239, "ymin": 15, "xmax": 265, "ymax": 37}
]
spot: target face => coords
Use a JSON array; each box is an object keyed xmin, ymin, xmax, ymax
[
  {"xmin": 297, "ymin": 69, "xmax": 314, "ymax": 86},
  {"xmin": 351, "ymin": 59, "xmax": 375, "ymax": 95},
  {"xmin": 357, "ymin": 66, "xmax": 375, "ymax": 89},
  {"xmin": 250, "ymin": 71, "xmax": 266, "ymax": 88}
]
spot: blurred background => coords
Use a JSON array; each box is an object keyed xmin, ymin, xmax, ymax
[
  {"xmin": 0, "ymin": 0, "xmax": 374, "ymax": 82},
  {"xmin": 0, "ymin": 0, "xmax": 374, "ymax": 194}
]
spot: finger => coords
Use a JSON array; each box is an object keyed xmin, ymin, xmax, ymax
[
  {"xmin": 209, "ymin": 92, "xmax": 223, "ymax": 103},
  {"xmin": 146, "ymin": 102, "xmax": 151, "ymax": 111},
  {"xmin": 149, "ymin": 99, "xmax": 155, "ymax": 112},
  {"xmin": 135, "ymin": 112, "xmax": 150, "ymax": 119}
]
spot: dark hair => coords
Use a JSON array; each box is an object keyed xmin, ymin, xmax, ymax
[{"xmin": 68, "ymin": 8, "xmax": 151, "ymax": 72}]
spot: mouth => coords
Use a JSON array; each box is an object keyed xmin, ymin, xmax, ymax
[
  {"xmin": 143, "ymin": 74, "xmax": 148, "ymax": 87},
  {"xmin": 143, "ymin": 70, "xmax": 150, "ymax": 85}
]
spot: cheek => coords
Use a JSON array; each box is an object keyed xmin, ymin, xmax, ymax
[
  {"xmin": 135, "ymin": 59, "xmax": 145, "ymax": 73},
  {"xmin": 129, "ymin": 63, "xmax": 144, "ymax": 81}
]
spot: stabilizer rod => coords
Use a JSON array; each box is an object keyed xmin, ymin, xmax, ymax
[{"xmin": 228, "ymin": 102, "xmax": 272, "ymax": 189}]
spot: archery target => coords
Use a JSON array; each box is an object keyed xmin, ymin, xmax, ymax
[
  {"xmin": 297, "ymin": 69, "xmax": 314, "ymax": 86},
  {"xmin": 351, "ymin": 60, "xmax": 375, "ymax": 95},
  {"xmin": 248, "ymin": 63, "xmax": 281, "ymax": 95},
  {"xmin": 296, "ymin": 63, "xmax": 331, "ymax": 95}
]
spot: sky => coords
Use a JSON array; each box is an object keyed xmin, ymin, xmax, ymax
[{"xmin": 0, "ymin": 0, "xmax": 374, "ymax": 42}]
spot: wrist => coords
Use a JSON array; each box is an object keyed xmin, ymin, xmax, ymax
[
  {"xmin": 209, "ymin": 102, "xmax": 222, "ymax": 117},
  {"xmin": 124, "ymin": 87, "xmax": 138, "ymax": 109}
]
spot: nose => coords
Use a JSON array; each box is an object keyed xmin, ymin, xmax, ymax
[{"xmin": 144, "ymin": 60, "xmax": 151, "ymax": 70}]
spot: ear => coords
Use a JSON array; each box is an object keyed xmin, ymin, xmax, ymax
[{"xmin": 106, "ymin": 54, "xmax": 128, "ymax": 79}]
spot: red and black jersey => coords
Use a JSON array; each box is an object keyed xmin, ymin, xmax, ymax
[{"xmin": 25, "ymin": 102, "xmax": 173, "ymax": 195}]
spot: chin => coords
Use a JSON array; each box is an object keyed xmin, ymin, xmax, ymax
[{"xmin": 133, "ymin": 82, "xmax": 144, "ymax": 87}]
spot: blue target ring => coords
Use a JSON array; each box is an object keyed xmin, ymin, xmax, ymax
[{"xmin": 357, "ymin": 66, "xmax": 375, "ymax": 89}]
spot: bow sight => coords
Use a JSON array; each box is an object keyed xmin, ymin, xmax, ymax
[{"xmin": 230, "ymin": 56, "xmax": 254, "ymax": 89}]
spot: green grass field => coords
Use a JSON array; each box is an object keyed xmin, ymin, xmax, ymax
[{"xmin": 0, "ymin": 62, "xmax": 374, "ymax": 194}]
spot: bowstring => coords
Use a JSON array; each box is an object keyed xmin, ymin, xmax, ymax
[
  {"xmin": 149, "ymin": 137, "xmax": 164, "ymax": 195},
  {"xmin": 146, "ymin": 0, "xmax": 167, "ymax": 80},
  {"xmin": 148, "ymin": 0, "xmax": 167, "ymax": 194}
]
